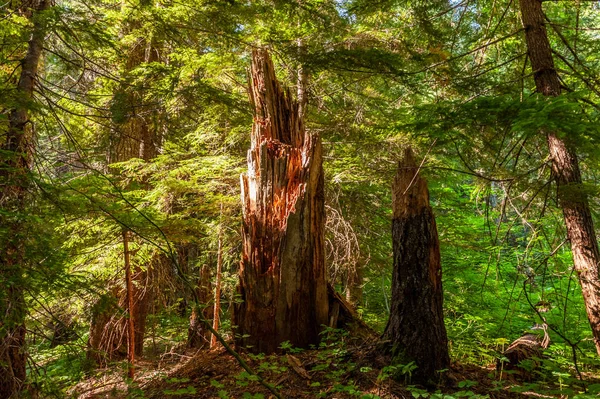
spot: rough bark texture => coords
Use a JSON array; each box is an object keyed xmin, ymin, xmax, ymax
[
  {"xmin": 233, "ymin": 49, "xmax": 328, "ymax": 354},
  {"xmin": 0, "ymin": 1, "xmax": 49, "ymax": 396},
  {"xmin": 108, "ymin": 32, "xmax": 162, "ymax": 164},
  {"xmin": 382, "ymin": 148, "xmax": 449, "ymax": 384},
  {"xmin": 519, "ymin": 0, "xmax": 600, "ymax": 354},
  {"xmin": 188, "ymin": 265, "xmax": 213, "ymax": 349}
]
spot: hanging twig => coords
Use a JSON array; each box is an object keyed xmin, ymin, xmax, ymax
[{"xmin": 522, "ymin": 280, "xmax": 584, "ymax": 382}]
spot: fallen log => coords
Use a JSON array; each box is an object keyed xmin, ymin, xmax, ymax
[
  {"xmin": 327, "ymin": 284, "xmax": 375, "ymax": 339},
  {"xmin": 497, "ymin": 323, "xmax": 550, "ymax": 379}
]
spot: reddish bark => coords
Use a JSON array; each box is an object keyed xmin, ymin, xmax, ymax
[
  {"xmin": 188, "ymin": 265, "xmax": 213, "ymax": 349},
  {"xmin": 233, "ymin": 49, "xmax": 328, "ymax": 354},
  {"xmin": 211, "ymin": 218, "xmax": 224, "ymax": 349},
  {"xmin": 519, "ymin": 0, "xmax": 600, "ymax": 354}
]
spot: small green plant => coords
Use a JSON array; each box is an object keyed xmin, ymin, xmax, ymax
[
  {"xmin": 162, "ymin": 386, "xmax": 197, "ymax": 395},
  {"xmin": 210, "ymin": 379, "xmax": 228, "ymax": 398},
  {"xmin": 381, "ymin": 360, "xmax": 418, "ymax": 384},
  {"xmin": 235, "ymin": 370, "xmax": 260, "ymax": 387},
  {"xmin": 407, "ymin": 385, "xmax": 429, "ymax": 398},
  {"xmin": 377, "ymin": 364, "xmax": 398, "ymax": 383},
  {"xmin": 457, "ymin": 380, "xmax": 477, "ymax": 389},
  {"xmin": 279, "ymin": 340, "xmax": 304, "ymax": 354}
]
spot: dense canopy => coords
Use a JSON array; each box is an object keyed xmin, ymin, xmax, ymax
[{"xmin": 2, "ymin": 0, "xmax": 600, "ymax": 397}]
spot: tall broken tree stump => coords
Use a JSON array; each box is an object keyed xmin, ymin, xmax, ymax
[
  {"xmin": 233, "ymin": 49, "xmax": 328, "ymax": 354},
  {"xmin": 381, "ymin": 147, "xmax": 449, "ymax": 384}
]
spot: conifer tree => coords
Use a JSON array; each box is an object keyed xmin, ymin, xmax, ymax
[
  {"xmin": 0, "ymin": 0, "xmax": 49, "ymax": 395},
  {"xmin": 518, "ymin": 0, "xmax": 600, "ymax": 355}
]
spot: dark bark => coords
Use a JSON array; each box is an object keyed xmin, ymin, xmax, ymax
[
  {"xmin": 381, "ymin": 148, "xmax": 449, "ymax": 384},
  {"xmin": 188, "ymin": 265, "xmax": 213, "ymax": 349},
  {"xmin": 233, "ymin": 49, "xmax": 328, "ymax": 354},
  {"xmin": 0, "ymin": 1, "xmax": 49, "ymax": 395},
  {"xmin": 519, "ymin": 0, "xmax": 600, "ymax": 354}
]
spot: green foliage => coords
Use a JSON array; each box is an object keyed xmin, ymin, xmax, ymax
[
  {"xmin": 162, "ymin": 386, "xmax": 197, "ymax": 396},
  {"xmin": 3, "ymin": 0, "xmax": 600, "ymax": 396}
]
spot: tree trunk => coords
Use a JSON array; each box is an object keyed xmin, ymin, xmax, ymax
[
  {"xmin": 381, "ymin": 147, "xmax": 449, "ymax": 384},
  {"xmin": 233, "ymin": 49, "xmax": 328, "ymax": 354},
  {"xmin": 297, "ymin": 37, "xmax": 308, "ymax": 120},
  {"xmin": 88, "ymin": 26, "xmax": 162, "ymax": 363},
  {"xmin": 519, "ymin": 0, "xmax": 600, "ymax": 355},
  {"xmin": 124, "ymin": 230, "xmax": 135, "ymax": 379},
  {"xmin": 327, "ymin": 284, "xmax": 374, "ymax": 338},
  {"xmin": 0, "ymin": 1, "xmax": 49, "ymax": 395},
  {"xmin": 211, "ymin": 214, "xmax": 224, "ymax": 349},
  {"xmin": 188, "ymin": 265, "xmax": 213, "ymax": 349},
  {"xmin": 87, "ymin": 257, "xmax": 153, "ymax": 364},
  {"xmin": 345, "ymin": 264, "xmax": 363, "ymax": 306},
  {"xmin": 108, "ymin": 19, "xmax": 161, "ymax": 164}
]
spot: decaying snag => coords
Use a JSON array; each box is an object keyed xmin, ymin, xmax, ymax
[
  {"xmin": 381, "ymin": 147, "xmax": 449, "ymax": 384},
  {"xmin": 188, "ymin": 265, "xmax": 214, "ymax": 349},
  {"xmin": 233, "ymin": 49, "xmax": 328, "ymax": 354},
  {"xmin": 497, "ymin": 324, "xmax": 550, "ymax": 379}
]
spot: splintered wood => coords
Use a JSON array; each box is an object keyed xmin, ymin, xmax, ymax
[
  {"xmin": 234, "ymin": 49, "xmax": 328, "ymax": 354},
  {"xmin": 391, "ymin": 148, "xmax": 430, "ymax": 219}
]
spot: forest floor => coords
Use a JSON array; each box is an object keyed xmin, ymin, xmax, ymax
[{"xmin": 69, "ymin": 336, "xmax": 586, "ymax": 399}]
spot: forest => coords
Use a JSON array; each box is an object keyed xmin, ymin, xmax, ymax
[{"xmin": 2, "ymin": 0, "xmax": 600, "ymax": 398}]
